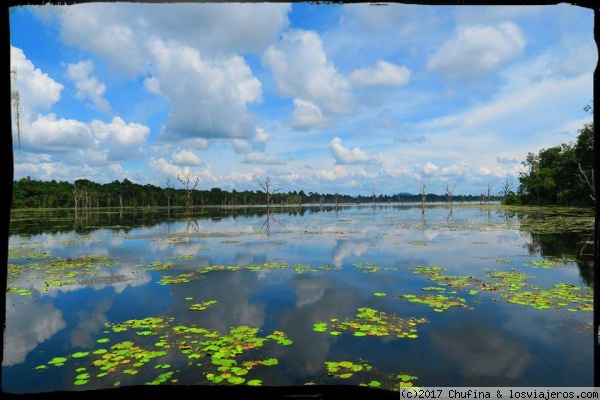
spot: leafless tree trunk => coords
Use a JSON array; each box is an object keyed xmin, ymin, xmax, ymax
[
  {"xmin": 256, "ymin": 175, "xmax": 281, "ymax": 211},
  {"xmin": 500, "ymin": 176, "xmax": 514, "ymax": 200},
  {"xmin": 72, "ymin": 182, "xmax": 86, "ymax": 211},
  {"xmin": 487, "ymin": 184, "xmax": 493, "ymax": 203},
  {"xmin": 577, "ymin": 163, "xmax": 595, "ymax": 203},
  {"xmin": 444, "ymin": 184, "xmax": 456, "ymax": 206},
  {"xmin": 164, "ymin": 176, "xmax": 173, "ymax": 210},
  {"xmin": 178, "ymin": 171, "xmax": 201, "ymax": 211},
  {"xmin": 420, "ymin": 182, "xmax": 427, "ymax": 208}
]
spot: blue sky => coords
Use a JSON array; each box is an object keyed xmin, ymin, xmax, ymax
[{"xmin": 9, "ymin": 2, "xmax": 596, "ymax": 196}]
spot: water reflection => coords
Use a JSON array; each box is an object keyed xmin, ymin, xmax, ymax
[{"xmin": 4, "ymin": 204, "xmax": 595, "ymax": 392}]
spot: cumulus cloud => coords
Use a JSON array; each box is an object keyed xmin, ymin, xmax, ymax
[
  {"xmin": 232, "ymin": 127, "xmax": 271, "ymax": 153},
  {"xmin": 22, "ymin": 114, "xmax": 149, "ymax": 158},
  {"xmin": 47, "ymin": 2, "xmax": 290, "ymax": 73},
  {"xmin": 290, "ymin": 98, "xmax": 328, "ymax": 130},
  {"xmin": 420, "ymin": 161, "xmax": 475, "ymax": 179},
  {"xmin": 172, "ymin": 149, "xmax": 204, "ymax": 166},
  {"xmin": 262, "ymin": 29, "xmax": 352, "ymax": 115},
  {"xmin": 350, "ymin": 60, "xmax": 410, "ymax": 87},
  {"xmin": 427, "ymin": 22, "xmax": 526, "ymax": 79},
  {"xmin": 26, "ymin": 114, "xmax": 93, "ymax": 151},
  {"xmin": 148, "ymin": 39, "xmax": 262, "ymax": 141},
  {"xmin": 328, "ymin": 137, "xmax": 380, "ymax": 165},
  {"xmin": 10, "ymin": 46, "xmax": 63, "ymax": 118},
  {"xmin": 37, "ymin": 4, "xmax": 280, "ymax": 146},
  {"xmin": 89, "ymin": 117, "xmax": 150, "ymax": 160},
  {"xmin": 66, "ymin": 60, "xmax": 110, "ymax": 112},
  {"xmin": 422, "ymin": 161, "xmax": 440, "ymax": 177}
]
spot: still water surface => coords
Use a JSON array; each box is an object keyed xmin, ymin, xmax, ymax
[{"xmin": 3, "ymin": 204, "xmax": 595, "ymax": 393}]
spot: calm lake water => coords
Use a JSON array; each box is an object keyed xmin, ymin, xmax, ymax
[{"xmin": 3, "ymin": 203, "xmax": 595, "ymax": 394}]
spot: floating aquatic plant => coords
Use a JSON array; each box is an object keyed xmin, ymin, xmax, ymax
[
  {"xmin": 189, "ymin": 300, "xmax": 218, "ymax": 311},
  {"xmin": 354, "ymin": 262, "xmax": 381, "ymax": 273},
  {"xmin": 8, "ymin": 245, "xmax": 52, "ymax": 259},
  {"xmin": 292, "ymin": 264, "xmax": 317, "ymax": 273},
  {"xmin": 314, "ymin": 308, "xmax": 427, "ymax": 339},
  {"xmin": 157, "ymin": 272, "xmax": 205, "ymax": 285},
  {"xmin": 397, "ymin": 293, "xmax": 472, "ymax": 312},
  {"xmin": 34, "ymin": 316, "xmax": 294, "ymax": 387}
]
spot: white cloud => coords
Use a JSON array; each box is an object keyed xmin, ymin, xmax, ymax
[
  {"xmin": 149, "ymin": 157, "xmax": 182, "ymax": 178},
  {"xmin": 427, "ymin": 22, "xmax": 526, "ymax": 79},
  {"xmin": 10, "ymin": 46, "xmax": 63, "ymax": 118},
  {"xmin": 328, "ymin": 137, "xmax": 380, "ymax": 165},
  {"xmin": 479, "ymin": 167, "xmax": 491, "ymax": 175},
  {"xmin": 225, "ymin": 171, "xmax": 254, "ymax": 184},
  {"xmin": 422, "ymin": 161, "xmax": 440, "ymax": 177},
  {"xmin": 26, "ymin": 114, "xmax": 93, "ymax": 151},
  {"xmin": 290, "ymin": 98, "xmax": 328, "ymax": 130},
  {"xmin": 148, "ymin": 39, "xmax": 262, "ymax": 141},
  {"xmin": 50, "ymin": 2, "xmax": 290, "ymax": 71},
  {"xmin": 350, "ymin": 60, "xmax": 410, "ymax": 87},
  {"xmin": 262, "ymin": 29, "xmax": 352, "ymax": 115},
  {"xmin": 232, "ymin": 127, "xmax": 271, "ymax": 153},
  {"xmin": 66, "ymin": 60, "xmax": 110, "ymax": 112},
  {"xmin": 91, "ymin": 117, "xmax": 148, "ymax": 147},
  {"xmin": 172, "ymin": 150, "xmax": 204, "ymax": 166}
]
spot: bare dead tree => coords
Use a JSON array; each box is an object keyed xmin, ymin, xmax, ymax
[
  {"xmin": 256, "ymin": 175, "xmax": 281, "ymax": 210},
  {"xmin": 164, "ymin": 176, "xmax": 173, "ymax": 210},
  {"xmin": 11, "ymin": 68, "xmax": 22, "ymax": 150},
  {"xmin": 577, "ymin": 163, "xmax": 596, "ymax": 203},
  {"xmin": 444, "ymin": 184, "xmax": 456, "ymax": 206},
  {"xmin": 487, "ymin": 184, "xmax": 493, "ymax": 203},
  {"xmin": 72, "ymin": 181, "xmax": 87, "ymax": 211},
  {"xmin": 500, "ymin": 176, "xmax": 514, "ymax": 199},
  {"xmin": 420, "ymin": 182, "xmax": 427, "ymax": 208},
  {"xmin": 178, "ymin": 171, "xmax": 201, "ymax": 210}
]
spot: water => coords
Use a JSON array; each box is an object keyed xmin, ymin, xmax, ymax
[{"xmin": 2, "ymin": 204, "xmax": 595, "ymax": 393}]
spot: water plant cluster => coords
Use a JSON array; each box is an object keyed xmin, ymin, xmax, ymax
[
  {"xmin": 313, "ymin": 307, "xmax": 427, "ymax": 339},
  {"xmin": 33, "ymin": 316, "xmax": 294, "ymax": 388}
]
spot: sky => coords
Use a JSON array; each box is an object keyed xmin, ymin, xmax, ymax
[{"xmin": 8, "ymin": 2, "xmax": 596, "ymax": 196}]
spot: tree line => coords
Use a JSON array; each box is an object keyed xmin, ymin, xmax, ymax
[{"xmin": 11, "ymin": 174, "xmax": 499, "ymax": 210}]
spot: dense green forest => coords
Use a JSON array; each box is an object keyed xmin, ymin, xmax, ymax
[
  {"xmin": 510, "ymin": 106, "xmax": 595, "ymax": 207},
  {"xmin": 11, "ymin": 176, "xmax": 494, "ymax": 210}
]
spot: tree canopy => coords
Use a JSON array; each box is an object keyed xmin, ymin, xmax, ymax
[{"xmin": 512, "ymin": 107, "xmax": 594, "ymax": 207}]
